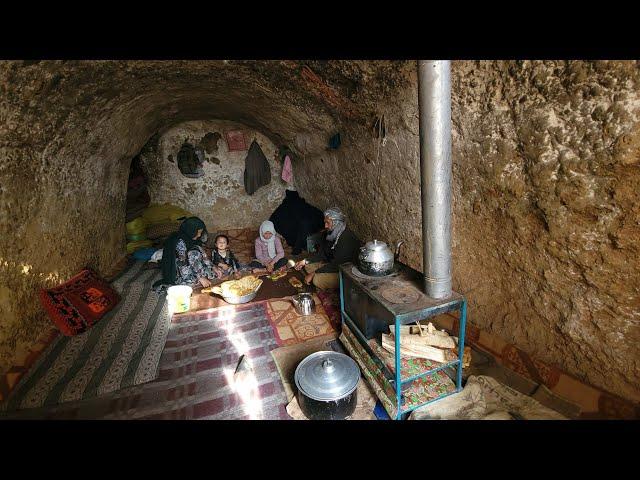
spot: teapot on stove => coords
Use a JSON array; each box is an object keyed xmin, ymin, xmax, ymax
[{"xmin": 358, "ymin": 240, "xmax": 404, "ymax": 277}]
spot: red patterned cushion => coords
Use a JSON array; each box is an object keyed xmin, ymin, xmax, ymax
[{"xmin": 39, "ymin": 269, "xmax": 120, "ymax": 336}]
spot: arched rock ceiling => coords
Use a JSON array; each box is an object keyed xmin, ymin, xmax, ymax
[{"xmin": 1, "ymin": 60, "xmax": 414, "ymax": 157}]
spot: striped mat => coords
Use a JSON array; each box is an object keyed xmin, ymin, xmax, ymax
[
  {"xmin": 1, "ymin": 261, "xmax": 169, "ymax": 413},
  {"xmin": 0, "ymin": 300, "xmax": 290, "ymax": 419}
]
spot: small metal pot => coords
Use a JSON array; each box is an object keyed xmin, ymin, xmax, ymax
[
  {"xmin": 291, "ymin": 293, "xmax": 315, "ymax": 315},
  {"xmin": 294, "ymin": 351, "xmax": 360, "ymax": 420}
]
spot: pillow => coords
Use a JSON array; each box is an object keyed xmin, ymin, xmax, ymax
[{"xmin": 39, "ymin": 269, "xmax": 120, "ymax": 336}]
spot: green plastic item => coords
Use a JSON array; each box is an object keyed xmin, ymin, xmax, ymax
[{"xmin": 126, "ymin": 232, "xmax": 147, "ymax": 242}]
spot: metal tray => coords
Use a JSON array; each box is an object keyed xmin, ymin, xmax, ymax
[
  {"xmin": 210, "ymin": 279, "xmax": 263, "ymax": 304},
  {"xmin": 219, "ymin": 290, "xmax": 259, "ymax": 304}
]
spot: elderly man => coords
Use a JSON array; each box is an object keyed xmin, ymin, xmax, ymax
[{"xmin": 294, "ymin": 207, "xmax": 361, "ymax": 289}]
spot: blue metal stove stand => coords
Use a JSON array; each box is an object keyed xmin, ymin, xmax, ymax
[{"xmin": 338, "ymin": 262, "xmax": 467, "ymax": 420}]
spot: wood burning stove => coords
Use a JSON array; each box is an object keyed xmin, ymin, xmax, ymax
[{"xmin": 339, "ymin": 261, "xmax": 468, "ymax": 420}]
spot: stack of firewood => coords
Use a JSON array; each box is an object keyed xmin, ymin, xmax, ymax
[{"xmin": 381, "ymin": 321, "xmax": 471, "ymax": 368}]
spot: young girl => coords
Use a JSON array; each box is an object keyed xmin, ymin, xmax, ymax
[
  {"xmin": 249, "ymin": 220, "xmax": 288, "ymax": 274},
  {"xmin": 212, "ymin": 234, "xmax": 242, "ymax": 277}
]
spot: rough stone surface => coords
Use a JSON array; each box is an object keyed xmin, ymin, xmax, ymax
[
  {"xmin": 1, "ymin": 60, "xmax": 638, "ymax": 403},
  {"xmin": 140, "ymin": 119, "xmax": 287, "ymax": 230},
  {"xmin": 296, "ymin": 60, "xmax": 640, "ymax": 403},
  {"xmin": 0, "ymin": 60, "xmax": 398, "ymax": 379}
]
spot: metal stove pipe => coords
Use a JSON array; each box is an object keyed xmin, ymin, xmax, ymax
[{"xmin": 417, "ymin": 60, "xmax": 452, "ymax": 299}]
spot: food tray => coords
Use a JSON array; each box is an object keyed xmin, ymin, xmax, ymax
[{"xmin": 209, "ymin": 278, "xmax": 263, "ymax": 304}]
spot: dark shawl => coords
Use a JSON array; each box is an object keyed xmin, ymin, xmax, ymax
[
  {"xmin": 244, "ymin": 140, "xmax": 271, "ymax": 195},
  {"xmin": 269, "ymin": 190, "xmax": 324, "ymax": 253},
  {"xmin": 153, "ymin": 217, "xmax": 206, "ymax": 288}
]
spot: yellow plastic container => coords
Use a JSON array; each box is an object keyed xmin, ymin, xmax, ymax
[{"xmin": 167, "ymin": 285, "xmax": 192, "ymax": 314}]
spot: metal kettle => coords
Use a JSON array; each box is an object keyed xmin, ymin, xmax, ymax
[
  {"xmin": 358, "ymin": 240, "xmax": 404, "ymax": 276},
  {"xmin": 292, "ymin": 293, "xmax": 315, "ymax": 315}
]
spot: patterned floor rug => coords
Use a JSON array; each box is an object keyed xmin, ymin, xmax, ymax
[
  {"xmin": 316, "ymin": 290, "xmax": 342, "ymax": 331},
  {"xmin": 1, "ymin": 261, "xmax": 169, "ymax": 413},
  {"xmin": 265, "ymin": 295, "xmax": 336, "ymax": 347},
  {"xmin": 0, "ymin": 301, "xmax": 290, "ymax": 419}
]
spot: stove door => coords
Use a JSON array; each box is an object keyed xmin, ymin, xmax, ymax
[{"xmin": 343, "ymin": 274, "xmax": 395, "ymax": 339}]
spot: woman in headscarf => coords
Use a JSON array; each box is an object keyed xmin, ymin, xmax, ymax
[
  {"xmin": 248, "ymin": 220, "xmax": 288, "ymax": 274},
  {"xmin": 294, "ymin": 207, "xmax": 361, "ymax": 290},
  {"xmin": 153, "ymin": 216, "xmax": 221, "ymax": 290}
]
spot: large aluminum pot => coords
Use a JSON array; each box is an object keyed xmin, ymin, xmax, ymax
[{"xmin": 294, "ymin": 351, "xmax": 360, "ymax": 420}]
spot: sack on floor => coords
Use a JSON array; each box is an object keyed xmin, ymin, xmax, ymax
[
  {"xmin": 141, "ymin": 204, "xmax": 193, "ymax": 225},
  {"xmin": 126, "ymin": 232, "xmax": 147, "ymax": 242},
  {"xmin": 146, "ymin": 221, "xmax": 181, "ymax": 240},
  {"xmin": 126, "ymin": 239, "xmax": 153, "ymax": 254},
  {"xmin": 39, "ymin": 269, "xmax": 120, "ymax": 336},
  {"xmin": 409, "ymin": 375, "xmax": 567, "ymax": 420},
  {"xmin": 125, "ymin": 217, "xmax": 147, "ymax": 235}
]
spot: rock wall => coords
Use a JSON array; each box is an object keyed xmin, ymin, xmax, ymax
[
  {"xmin": 0, "ymin": 59, "xmax": 341, "ymax": 379},
  {"xmin": 140, "ymin": 119, "xmax": 287, "ymax": 231},
  {"xmin": 1, "ymin": 59, "xmax": 638, "ymax": 405},
  {"xmin": 295, "ymin": 60, "xmax": 640, "ymax": 402}
]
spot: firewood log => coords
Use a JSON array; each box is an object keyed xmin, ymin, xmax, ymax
[
  {"xmin": 381, "ymin": 334, "xmax": 472, "ymax": 368},
  {"xmin": 381, "ymin": 334, "xmax": 450, "ymax": 363},
  {"xmin": 405, "ymin": 324, "xmax": 451, "ymax": 337},
  {"xmin": 388, "ymin": 325, "xmax": 456, "ymax": 349}
]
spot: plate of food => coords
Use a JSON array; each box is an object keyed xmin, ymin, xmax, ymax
[
  {"xmin": 203, "ymin": 275, "xmax": 263, "ymax": 304},
  {"xmin": 288, "ymin": 276, "xmax": 304, "ymax": 289},
  {"xmin": 267, "ymin": 270, "xmax": 288, "ymax": 281}
]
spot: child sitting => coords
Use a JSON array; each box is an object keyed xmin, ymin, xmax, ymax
[
  {"xmin": 212, "ymin": 234, "xmax": 242, "ymax": 277},
  {"xmin": 248, "ymin": 220, "xmax": 288, "ymax": 274}
]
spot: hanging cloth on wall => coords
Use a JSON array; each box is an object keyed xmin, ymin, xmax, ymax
[
  {"xmin": 243, "ymin": 139, "xmax": 271, "ymax": 195},
  {"xmin": 281, "ymin": 154, "xmax": 293, "ymax": 183}
]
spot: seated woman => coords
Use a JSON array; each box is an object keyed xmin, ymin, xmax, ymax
[
  {"xmin": 248, "ymin": 220, "xmax": 289, "ymax": 274},
  {"xmin": 294, "ymin": 207, "xmax": 361, "ymax": 290},
  {"xmin": 153, "ymin": 216, "xmax": 222, "ymax": 290}
]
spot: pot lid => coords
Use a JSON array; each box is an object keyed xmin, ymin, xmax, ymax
[
  {"xmin": 364, "ymin": 239, "xmax": 388, "ymax": 251},
  {"xmin": 294, "ymin": 351, "xmax": 360, "ymax": 401}
]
